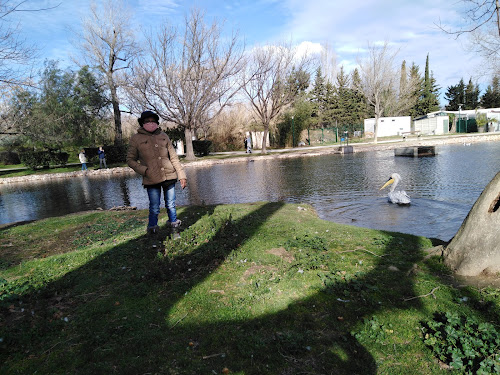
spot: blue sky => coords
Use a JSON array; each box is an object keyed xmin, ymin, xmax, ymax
[{"xmin": 7, "ymin": 0, "xmax": 490, "ymax": 105}]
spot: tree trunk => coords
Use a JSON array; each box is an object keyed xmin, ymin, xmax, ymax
[
  {"xmin": 450, "ymin": 117, "xmax": 457, "ymax": 133},
  {"xmin": 443, "ymin": 171, "xmax": 500, "ymax": 276},
  {"xmin": 373, "ymin": 114, "xmax": 379, "ymax": 144},
  {"xmin": 184, "ymin": 127, "xmax": 196, "ymax": 161},
  {"xmin": 107, "ymin": 73, "xmax": 122, "ymax": 146},
  {"xmin": 261, "ymin": 125, "xmax": 269, "ymax": 154}
]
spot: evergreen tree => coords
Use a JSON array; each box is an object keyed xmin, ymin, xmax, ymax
[
  {"xmin": 400, "ymin": 60, "xmax": 407, "ymax": 94},
  {"xmin": 350, "ymin": 68, "xmax": 370, "ymax": 124},
  {"xmin": 428, "ymin": 72, "xmax": 441, "ymax": 110},
  {"xmin": 408, "ymin": 63, "xmax": 424, "ymax": 117},
  {"xmin": 322, "ymin": 80, "xmax": 336, "ymax": 128},
  {"xmin": 481, "ymin": 85, "xmax": 496, "ymax": 108},
  {"xmin": 421, "ymin": 55, "xmax": 440, "ymax": 114},
  {"xmin": 464, "ymin": 78, "xmax": 480, "ymax": 109},
  {"xmin": 332, "ymin": 66, "xmax": 355, "ymax": 130},
  {"xmin": 480, "ymin": 75, "xmax": 500, "ymax": 108},
  {"xmin": 493, "ymin": 75, "xmax": 500, "ymax": 94},
  {"xmin": 409, "ymin": 56, "xmax": 440, "ymax": 117},
  {"xmin": 287, "ymin": 66, "xmax": 310, "ymax": 98},
  {"xmin": 310, "ymin": 67, "xmax": 326, "ymax": 127},
  {"xmin": 8, "ymin": 61, "xmax": 109, "ymax": 149},
  {"xmin": 445, "ymin": 78, "xmax": 466, "ymax": 111}
]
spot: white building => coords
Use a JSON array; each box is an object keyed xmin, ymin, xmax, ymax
[
  {"xmin": 364, "ymin": 116, "xmax": 411, "ymax": 138},
  {"xmin": 434, "ymin": 108, "xmax": 500, "ymax": 132},
  {"xmin": 413, "ymin": 112, "xmax": 449, "ymax": 135}
]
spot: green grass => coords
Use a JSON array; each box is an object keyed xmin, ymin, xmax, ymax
[
  {"xmin": 0, "ymin": 203, "xmax": 499, "ymax": 374},
  {"xmin": 0, "ymin": 163, "xmax": 126, "ymax": 178}
]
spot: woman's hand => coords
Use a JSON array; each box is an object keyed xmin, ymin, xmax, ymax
[{"xmin": 180, "ymin": 178, "xmax": 187, "ymax": 189}]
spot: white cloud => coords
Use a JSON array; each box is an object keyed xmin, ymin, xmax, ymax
[
  {"xmin": 274, "ymin": 0, "xmax": 488, "ymax": 103},
  {"xmin": 4, "ymin": 0, "xmax": 492, "ymax": 106},
  {"xmin": 295, "ymin": 41, "xmax": 323, "ymax": 57}
]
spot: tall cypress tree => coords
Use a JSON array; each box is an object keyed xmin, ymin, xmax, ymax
[
  {"xmin": 419, "ymin": 55, "xmax": 440, "ymax": 115},
  {"xmin": 400, "ymin": 60, "xmax": 407, "ymax": 93}
]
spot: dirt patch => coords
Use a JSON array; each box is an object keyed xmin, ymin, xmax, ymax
[
  {"xmin": 243, "ymin": 265, "xmax": 278, "ymax": 278},
  {"xmin": 267, "ymin": 247, "xmax": 295, "ymax": 263}
]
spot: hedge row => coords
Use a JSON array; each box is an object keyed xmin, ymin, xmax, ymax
[
  {"xmin": 0, "ymin": 151, "xmax": 21, "ymax": 165},
  {"xmin": 192, "ymin": 140, "xmax": 212, "ymax": 156},
  {"xmin": 83, "ymin": 145, "xmax": 128, "ymax": 164},
  {"xmin": 20, "ymin": 151, "xmax": 69, "ymax": 170}
]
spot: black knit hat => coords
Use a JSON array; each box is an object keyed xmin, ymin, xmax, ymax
[{"xmin": 138, "ymin": 111, "xmax": 160, "ymax": 126}]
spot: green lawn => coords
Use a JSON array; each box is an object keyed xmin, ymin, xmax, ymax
[{"xmin": 0, "ymin": 203, "xmax": 498, "ymax": 374}]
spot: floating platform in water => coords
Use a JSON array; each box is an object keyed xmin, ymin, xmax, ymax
[
  {"xmin": 335, "ymin": 146, "xmax": 354, "ymax": 154},
  {"xmin": 394, "ymin": 146, "xmax": 436, "ymax": 157}
]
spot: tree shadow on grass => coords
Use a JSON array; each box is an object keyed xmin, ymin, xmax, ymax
[{"xmin": 1, "ymin": 202, "xmax": 486, "ymax": 374}]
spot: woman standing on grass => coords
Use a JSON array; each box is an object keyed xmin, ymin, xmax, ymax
[{"xmin": 126, "ymin": 111, "xmax": 187, "ymax": 237}]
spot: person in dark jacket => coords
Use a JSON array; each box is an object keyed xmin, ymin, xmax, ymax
[
  {"xmin": 97, "ymin": 146, "xmax": 107, "ymax": 169},
  {"xmin": 127, "ymin": 111, "xmax": 187, "ymax": 237}
]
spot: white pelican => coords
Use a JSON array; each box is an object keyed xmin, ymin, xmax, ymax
[{"xmin": 380, "ymin": 173, "xmax": 411, "ymax": 205}]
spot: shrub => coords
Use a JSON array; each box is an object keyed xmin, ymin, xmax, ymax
[
  {"xmin": 84, "ymin": 145, "xmax": 127, "ymax": 164},
  {"xmin": 20, "ymin": 151, "xmax": 69, "ymax": 170},
  {"xmin": 192, "ymin": 140, "xmax": 212, "ymax": 156},
  {"xmin": 51, "ymin": 151, "xmax": 69, "ymax": 166},
  {"xmin": 422, "ymin": 311, "xmax": 500, "ymax": 374},
  {"xmin": 0, "ymin": 151, "xmax": 21, "ymax": 165},
  {"xmin": 105, "ymin": 145, "xmax": 128, "ymax": 163}
]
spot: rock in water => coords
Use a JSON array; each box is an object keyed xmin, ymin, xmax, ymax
[{"xmin": 443, "ymin": 171, "xmax": 500, "ymax": 276}]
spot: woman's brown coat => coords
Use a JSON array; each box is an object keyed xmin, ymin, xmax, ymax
[{"xmin": 127, "ymin": 127, "xmax": 186, "ymax": 185}]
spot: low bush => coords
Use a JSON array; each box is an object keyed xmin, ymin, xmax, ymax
[
  {"xmin": 20, "ymin": 151, "xmax": 69, "ymax": 170},
  {"xmin": 192, "ymin": 140, "xmax": 212, "ymax": 156},
  {"xmin": 84, "ymin": 145, "xmax": 127, "ymax": 164},
  {"xmin": 0, "ymin": 151, "xmax": 21, "ymax": 165},
  {"xmin": 422, "ymin": 311, "xmax": 500, "ymax": 374}
]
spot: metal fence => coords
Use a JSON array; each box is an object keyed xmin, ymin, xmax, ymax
[
  {"xmin": 456, "ymin": 118, "xmax": 477, "ymax": 133},
  {"xmin": 305, "ymin": 127, "xmax": 363, "ymax": 145}
]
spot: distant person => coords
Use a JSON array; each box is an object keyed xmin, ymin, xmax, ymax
[
  {"xmin": 244, "ymin": 136, "xmax": 247, "ymax": 152},
  {"xmin": 246, "ymin": 134, "xmax": 252, "ymax": 153},
  {"xmin": 127, "ymin": 111, "xmax": 187, "ymax": 238},
  {"xmin": 78, "ymin": 149, "xmax": 88, "ymax": 171},
  {"xmin": 97, "ymin": 146, "xmax": 107, "ymax": 169}
]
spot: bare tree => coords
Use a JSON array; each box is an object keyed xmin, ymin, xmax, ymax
[
  {"xmin": 437, "ymin": 1, "xmax": 500, "ymax": 75},
  {"xmin": 242, "ymin": 43, "xmax": 311, "ymax": 154},
  {"xmin": 437, "ymin": 0, "xmax": 500, "ymax": 37},
  {"xmin": 0, "ymin": 1, "xmax": 60, "ymax": 87},
  {"xmin": 75, "ymin": 0, "xmax": 138, "ymax": 145},
  {"xmin": 320, "ymin": 41, "xmax": 337, "ymax": 84},
  {"xmin": 125, "ymin": 9, "xmax": 245, "ymax": 161},
  {"xmin": 357, "ymin": 42, "xmax": 418, "ymax": 143},
  {"xmin": 209, "ymin": 103, "xmax": 252, "ymax": 150}
]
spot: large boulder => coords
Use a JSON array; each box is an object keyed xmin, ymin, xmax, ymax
[{"xmin": 443, "ymin": 171, "xmax": 500, "ymax": 276}]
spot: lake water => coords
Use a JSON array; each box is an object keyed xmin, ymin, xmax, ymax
[{"xmin": 1, "ymin": 142, "xmax": 499, "ymax": 241}]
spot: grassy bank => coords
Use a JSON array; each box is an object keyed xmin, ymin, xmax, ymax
[{"xmin": 0, "ymin": 203, "xmax": 499, "ymax": 374}]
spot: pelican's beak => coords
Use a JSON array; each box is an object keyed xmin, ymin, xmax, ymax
[{"xmin": 380, "ymin": 178, "xmax": 394, "ymax": 190}]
